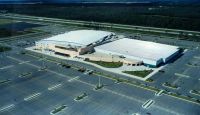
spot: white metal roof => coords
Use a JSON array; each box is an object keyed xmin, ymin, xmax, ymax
[
  {"xmin": 95, "ymin": 38, "xmax": 179, "ymax": 61},
  {"xmin": 41, "ymin": 30, "xmax": 113, "ymax": 46}
]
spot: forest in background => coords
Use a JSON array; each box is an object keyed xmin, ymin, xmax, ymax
[{"xmin": 1, "ymin": 4, "xmax": 200, "ymax": 31}]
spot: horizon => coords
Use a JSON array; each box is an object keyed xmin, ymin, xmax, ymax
[{"xmin": 0, "ymin": 0, "xmax": 199, "ymax": 4}]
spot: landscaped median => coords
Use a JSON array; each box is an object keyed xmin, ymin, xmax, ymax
[
  {"xmin": 186, "ymin": 62, "xmax": 200, "ymax": 67},
  {"xmin": 145, "ymin": 78, "xmax": 154, "ymax": 83},
  {"xmin": 19, "ymin": 72, "xmax": 32, "ymax": 78},
  {"xmin": 85, "ymin": 60, "xmax": 123, "ymax": 68},
  {"xmin": 94, "ymin": 72, "xmax": 200, "ymax": 105},
  {"xmin": 94, "ymin": 71, "xmax": 160, "ymax": 93},
  {"xmin": 122, "ymin": 70, "xmax": 153, "ymax": 78},
  {"xmin": 74, "ymin": 93, "xmax": 88, "ymax": 101},
  {"xmin": 164, "ymin": 91, "xmax": 200, "ymax": 105},
  {"xmin": 50, "ymin": 105, "xmax": 67, "ymax": 115},
  {"xmin": 190, "ymin": 90, "xmax": 200, "ymax": 96},
  {"xmin": 163, "ymin": 82, "xmax": 179, "ymax": 89},
  {"xmin": 0, "ymin": 79, "xmax": 11, "ymax": 85}
]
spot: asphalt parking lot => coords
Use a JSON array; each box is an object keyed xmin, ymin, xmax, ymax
[
  {"xmin": 150, "ymin": 48, "xmax": 200, "ymax": 96},
  {"xmin": 0, "ymin": 16, "xmax": 200, "ymax": 115},
  {"xmin": 0, "ymin": 46, "xmax": 200, "ymax": 115}
]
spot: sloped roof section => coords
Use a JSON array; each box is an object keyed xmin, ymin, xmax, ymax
[{"xmin": 42, "ymin": 30, "xmax": 114, "ymax": 46}]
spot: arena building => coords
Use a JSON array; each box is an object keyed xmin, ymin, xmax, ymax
[
  {"xmin": 35, "ymin": 30, "xmax": 115, "ymax": 57},
  {"xmin": 35, "ymin": 30, "xmax": 180, "ymax": 67},
  {"xmin": 94, "ymin": 38, "xmax": 180, "ymax": 67}
]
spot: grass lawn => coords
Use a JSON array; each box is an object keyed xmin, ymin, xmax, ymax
[
  {"xmin": 0, "ymin": 45, "xmax": 11, "ymax": 52},
  {"xmin": 0, "ymin": 28, "xmax": 19, "ymax": 38},
  {"xmin": 122, "ymin": 70, "xmax": 153, "ymax": 78},
  {"xmin": 0, "ymin": 19, "xmax": 16, "ymax": 25},
  {"xmin": 86, "ymin": 60, "xmax": 123, "ymax": 68},
  {"xmin": 0, "ymin": 28, "xmax": 33, "ymax": 38}
]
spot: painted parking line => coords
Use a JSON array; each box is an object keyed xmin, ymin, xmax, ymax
[
  {"xmin": 142, "ymin": 99, "xmax": 154, "ymax": 109},
  {"xmin": 18, "ymin": 61, "xmax": 30, "ymax": 64},
  {"xmin": 7, "ymin": 56, "xmax": 22, "ymax": 62},
  {"xmin": 48, "ymin": 84, "xmax": 62, "ymax": 91},
  {"xmin": 0, "ymin": 104, "xmax": 15, "ymax": 112},
  {"xmin": 68, "ymin": 76, "xmax": 80, "ymax": 82},
  {"xmin": 174, "ymin": 73, "xmax": 190, "ymax": 78},
  {"xmin": 7, "ymin": 56, "xmax": 40, "ymax": 69},
  {"xmin": 24, "ymin": 93, "xmax": 41, "ymax": 101},
  {"xmin": 0, "ymin": 65, "xmax": 14, "ymax": 70},
  {"xmin": 194, "ymin": 56, "xmax": 200, "ymax": 60}
]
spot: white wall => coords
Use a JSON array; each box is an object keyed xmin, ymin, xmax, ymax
[{"xmin": 95, "ymin": 48, "xmax": 159, "ymax": 66}]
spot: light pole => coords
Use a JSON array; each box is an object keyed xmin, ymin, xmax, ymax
[
  {"xmin": 2, "ymin": 43, "xmax": 5, "ymax": 57},
  {"xmin": 0, "ymin": 44, "xmax": 4, "ymax": 58},
  {"xmin": 112, "ymin": 55, "xmax": 114, "ymax": 62},
  {"xmin": 95, "ymin": 76, "xmax": 103, "ymax": 90},
  {"xmin": 42, "ymin": 52, "xmax": 45, "ymax": 68},
  {"xmin": 98, "ymin": 76, "xmax": 101, "ymax": 87},
  {"xmin": 41, "ymin": 45, "xmax": 45, "ymax": 68}
]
